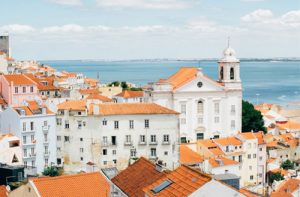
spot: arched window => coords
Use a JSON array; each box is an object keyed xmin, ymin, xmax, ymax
[
  {"xmin": 197, "ymin": 100, "xmax": 204, "ymax": 114},
  {"xmin": 220, "ymin": 67, "xmax": 224, "ymax": 80},
  {"xmin": 230, "ymin": 67, "xmax": 234, "ymax": 80}
]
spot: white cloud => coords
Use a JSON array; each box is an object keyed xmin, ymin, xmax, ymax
[
  {"xmin": 42, "ymin": 24, "xmax": 84, "ymax": 33},
  {"xmin": 49, "ymin": 0, "xmax": 82, "ymax": 6},
  {"xmin": 0, "ymin": 24, "xmax": 35, "ymax": 34},
  {"xmin": 281, "ymin": 10, "xmax": 300, "ymax": 28},
  {"xmin": 241, "ymin": 9, "xmax": 273, "ymax": 23},
  {"xmin": 96, "ymin": 0, "xmax": 193, "ymax": 9}
]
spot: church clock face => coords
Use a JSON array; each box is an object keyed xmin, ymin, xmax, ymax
[{"xmin": 197, "ymin": 81, "xmax": 203, "ymax": 88}]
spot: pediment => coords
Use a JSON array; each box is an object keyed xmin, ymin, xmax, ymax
[{"xmin": 174, "ymin": 74, "xmax": 225, "ymax": 92}]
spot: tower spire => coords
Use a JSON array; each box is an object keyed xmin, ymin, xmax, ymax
[{"xmin": 227, "ymin": 36, "xmax": 230, "ymax": 48}]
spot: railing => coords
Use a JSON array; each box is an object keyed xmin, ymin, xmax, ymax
[
  {"xmin": 42, "ymin": 125, "xmax": 49, "ymax": 132},
  {"xmin": 162, "ymin": 141, "xmax": 170, "ymax": 145},
  {"xmin": 124, "ymin": 141, "xmax": 133, "ymax": 146},
  {"xmin": 139, "ymin": 141, "xmax": 147, "ymax": 145},
  {"xmin": 149, "ymin": 141, "xmax": 158, "ymax": 145}
]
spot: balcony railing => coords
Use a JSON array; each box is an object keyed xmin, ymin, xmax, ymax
[
  {"xmin": 44, "ymin": 151, "xmax": 50, "ymax": 157},
  {"xmin": 139, "ymin": 141, "xmax": 147, "ymax": 145},
  {"xmin": 42, "ymin": 125, "xmax": 49, "ymax": 132},
  {"xmin": 149, "ymin": 141, "xmax": 158, "ymax": 145},
  {"xmin": 124, "ymin": 141, "xmax": 133, "ymax": 146},
  {"xmin": 162, "ymin": 141, "xmax": 170, "ymax": 145}
]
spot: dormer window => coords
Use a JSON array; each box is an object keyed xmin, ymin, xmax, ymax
[
  {"xmin": 30, "ymin": 86, "xmax": 34, "ymax": 93},
  {"xmin": 23, "ymin": 87, "xmax": 26, "ymax": 93}
]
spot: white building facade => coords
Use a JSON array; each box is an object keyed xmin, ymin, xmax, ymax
[
  {"xmin": 146, "ymin": 47, "xmax": 242, "ymax": 142},
  {"xmin": 56, "ymin": 101, "xmax": 180, "ymax": 173},
  {"xmin": 0, "ymin": 101, "xmax": 57, "ymax": 174}
]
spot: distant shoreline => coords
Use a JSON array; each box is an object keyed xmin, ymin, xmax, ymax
[{"xmin": 38, "ymin": 58, "xmax": 300, "ymax": 63}]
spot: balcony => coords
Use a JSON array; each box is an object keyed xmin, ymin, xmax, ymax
[
  {"xmin": 149, "ymin": 155, "xmax": 157, "ymax": 160},
  {"xmin": 162, "ymin": 141, "xmax": 170, "ymax": 145},
  {"xmin": 101, "ymin": 141, "xmax": 110, "ymax": 147},
  {"xmin": 42, "ymin": 125, "xmax": 49, "ymax": 132},
  {"xmin": 23, "ymin": 153, "xmax": 36, "ymax": 159},
  {"xmin": 22, "ymin": 141, "xmax": 35, "ymax": 147},
  {"xmin": 22, "ymin": 128, "xmax": 35, "ymax": 134},
  {"xmin": 43, "ymin": 140, "xmax": 49, "ymax": 145},
  {"xmin": 149, "ymin": 141, "xmax": 158, "ymax": 145},
  {"xmin": 124, "ymin": 141, "xmax": 133, "ymax": 146},
  {"xmin": 44, "ymin": 151, "xmax": 50, "ymax": 157},
  {"xmin": 138, "ymin": 141, "xmax": 147, "ymax": 145}
]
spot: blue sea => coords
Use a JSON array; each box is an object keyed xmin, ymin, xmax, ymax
[{"xmin": 40, "ymin": 60, "xmax": 300, "ymax": 106}]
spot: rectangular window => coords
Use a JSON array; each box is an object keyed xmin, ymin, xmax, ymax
[
  {"xmin": 102, "ymin": 120, "xmax": 107, "ymax": 126},
  {"xmin": 259, "ymin": 147, "xmax": 263, "ymax": 151},
  {"xmin": 102, "ymin": 149, "xmax": 107, "ymax": 155},
  {"xmin": 57, "ymin": 136, "xmax": 61, "ymax": 141},
  {"xmin": 214, "ymin": 117, "xmax": 220, "ymax": 123},
  {"xmin": 30, "ymin": 86, "xmax": 33, "ymax": 93},
  {"xmin": 23, "ymin": 136, "xmax": 27, "ymax": 144},
  {"xmin": 145, "ymin": 119, "xmax": 149, "ymax": 128},
  {"xmin": 197, "ymin": 101, "xmax": 204, "ymax": 114},
  {"xmin": 43, "ymin": 121, "xmax": 47, "ymax": 126},
  {"xmin": 31, "ymin": 135, "xmax": 34, "ymax": 142},
  {"xmin": 30, "ymin": 122, "xmax": 34, "ymax": 131},
  {"xmin": 180, "ymin": 103, "xmax": 186, "ymax": 114},
  {"xmin": 151, "ymin": 135, "xmax": 156, "ymax": 143},
  {"xmin": 114, "ymin": 121, "xmax": 119, "ymax": 129},
  {"xmin": 253, "ymin": 154, "xmax": 256, "ymax": 158},
  {"xmin": 259, "ymin": 156, "xmax": 262, "ymax": 161},
  {"xmin": 151, "ymin": 148, "xmax": 157, "ymax": 157},
  {"xmin": 163, "ymin": 135, "xmax": 169, "ymax": 142},
  {"xmin": 140, "ymin": 135, "xmax": 145, "ymax": 143},
  {"xmin": 22, "ymin": 122, "xmax": 26, "ymax": 131},
  {"xmin": 231, "ymin": 120, "xmax": 235, "ymax": 129},
  {"xmin": 196, "ymin": 133, "xmax": 204, "ymax": 140},
  {"xmin": 239, "ymin": 155, "xmax": 242, "ymax": 162},
  {"xmin": 15, "ymin": 87, "xmax": 18, "ymax": 93},
  {"xmin": 44, "ymin": 133, "xmax": 48, "ymax": 142},
  {"xmin": 103, "ymin": 136, "xmax": 108, "ymax": 143},
  {"xmin": 112, "ymin": 150, "xmax": 116, "ymax": 155},
  {"xmin": 126, "ymin": 135, "xmax": 131, "ymax": 143},
  {"xmin": 57, "ymin": 118, "xmax": 62, "ymax": 126},
  {"xmin": 130, "ymin": 149, "xmax": 136, "ymax": 157},
  {"xmin": 44, "ymin": 146, "xmax": 48, "ymax": 154},
  {"xmin": 214, "ymin": 102, "xmax": 220, "ymax": 114},
  {"xmin": 248, "ymin": 154, "xmax": 251, "ymax": 159},
  {"xmin": 23, "ymin": 87, "xmax": 26, "ymax": 93},
  {"xmin": 78, "ymin": 121, "xmax": 82, "ymax": 129},
  {"xmin": 64, "ymin": 136, "xmax": 70, "ymax": 142},
  {"xmin": 111, "ymin": 136, "xmax": 117, "ymax": 145},
  {"xmin": 65, "ymin": 120, "xmax": 69, "ymax": 129},
  {"xmin": 129, "ymin": 120, "xmax": 134, "ymax": 129},
  {"xmin": 23, "ymin": 149, "xmax": 27, "ymax": 157},
  {"xmin": 250, "ymin": 175, "xmax": 254, "ymax": 180},
  {"xmin": 231, "ymin": 105, "xmax": 236, "ymax": 114},
  {"xmin": 80, "ymin": 148, "xmax": 84, "ymax": 153}
]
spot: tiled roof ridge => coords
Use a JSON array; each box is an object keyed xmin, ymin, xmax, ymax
[
  {"xmin": 33, "ymin": 172, "xmax": 100, "ymax": 183},
  {"xmin": 181, "ymin": 164, "xmax": 212, "ymax": 180}
]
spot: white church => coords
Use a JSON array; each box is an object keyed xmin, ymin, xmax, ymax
[{"xmin": 146, "ymin": 45, "xmax": 242, "ymax": 142}]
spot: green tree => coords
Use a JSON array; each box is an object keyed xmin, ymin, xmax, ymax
[
  {"xmin": 269, "ymin": 172, "xmax": 284, "ymax": 183},
  {"xmin": 108, "ymin": 81, "xmax": 120, "ymax": 87},
  {"xmin": 121, "ymin": 81, "xmax": 128, "ymax": 89},
  {"xmin": 242, "ymin": 100, "xmax": 266, "ymax": 133},
  {"xmin": 281, "ymin": 159, "xmax": 294, "ymax": 170},
  {"xmin": 42, "ymin": 166, "xmax": 59, "ymax": 177}
]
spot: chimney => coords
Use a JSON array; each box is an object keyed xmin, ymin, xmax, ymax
[
  {"xmin": 93, "ymin": 104, "xmax": 99, "ymax": 115},
  {"xmin": 155, "ymin": 160, "xmax": 163, "ymax": 172}
]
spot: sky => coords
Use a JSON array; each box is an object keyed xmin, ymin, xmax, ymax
[{"xmin": 1, "ymin": 0, "xmax": 300, "ymax": 60}]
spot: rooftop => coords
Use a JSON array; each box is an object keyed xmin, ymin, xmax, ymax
[
  {"xmin": 31, "ymin": 172, "xmax": 109, "ymax": 197},
  {"xmin": 270, "ymin": 178, "xmax": 300, "ymax": 197},
  {"xmin": 3, "ymin": 74, "xmax": 36, "ymax": 86},
  {"xmin": 180, "ymin": 145, "xmax": 204, "ymax": 164},
  {"xmin": 57, "ymin": 100, "xmax": 87, "ymax": 111},
  {"xmin": 143, "ymin": 165, "xmax": 212, "ymax": 197},
  {"xmin": 115, "ymin": 90, "xmax": 144, "ymax": 98},
  {"xmin": 111, "ymin": 157, "xmax": 166, "ymax": 197}
]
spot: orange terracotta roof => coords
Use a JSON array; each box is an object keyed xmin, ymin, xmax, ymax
[
  {"xmin": 31, "ymin": 172, "xmax": 109, "ymax": 197},
  {"xmin": 79, "ymin": 89, "xmax": 100, "ymax": 95},
  {"xmin": 90, "ymin": 103, "xmax": 179, "ymax": 116},
  {"xmin": 14, "ymin": 100, "xmax": 53, "ymax": 116},
  {"xmin": 209, "ymin": 157, "xmax": 239, "ymax": 168},
  {"xmin": 267, "ymin": 140, "xmax": 279, "ymax": 148},
  {"xmin": 85, "ymin": 78, "xmax": 98, "ymax": 83},
  {"xmin": 239, "ymin": 132, "xmax": 256, "ymax": 140},
  {"xmin": 0, "ymin": 98, "xmax": 7, "ymax": 105},
  {"xmin": 57, "ymin": 100, "xmax": 86, "ymax": 111},
  {"xmin": 180, "ymin": 145, "xmax": 204, "ymax": 164},
  {"xmin": 277, "ymin": 120, "xmax": 300, "ymax": 130},
  {"xmin": 270, "ymin": 179, "xmax": 300, "ymax": 197},
  {"xmin": 214, "ymin": 137, "xmax": 242, "ymax": 146},
  {"xmin": 86, "ymin": 94, "xmax": 112, "ymax": 102},
  {"xmin": 0, "ymin": 133, "xmax": 15, "ymax": 142},
  {"xmin": 4, "ymin": 74, "xmax": 37, "ymax": 86},
  {"xmin": 254, "ymin": 131, "xmax": 265, "ymax": 145},
  {"xmin": 160, "ymin": 67, "xmax": 198, "ymax": 90},
  {"xmin": 267, "ymin": 158, "xmax": 276, "ymax": 164},
  {"xmin": 239, "ymin": 188, "xmax": 259, "ymax": 197},
  {"xmin": 198, "ymin": 139, "xmax": 218, "ymax": 148},
  {"xmin": 112, "ymin": 157, "xmax": 166, "ymax": 197},
  {"xmin": 208, "ymin": 147, "xmax": 225, "ymax": 156},
  {"xmin": 0, "ymin": 185, "xmax": 7, "ymax": 197},
  {"xmin": 143, "ymin": 165, "xmax": 212, "ymax": 197},
  {"xmin": 115, "ymin": 90, "xmax": 144, "ymax": 98},
  {"xmin": 269, "ymin": 168, "xmax": 289, "ymax": 176}
]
